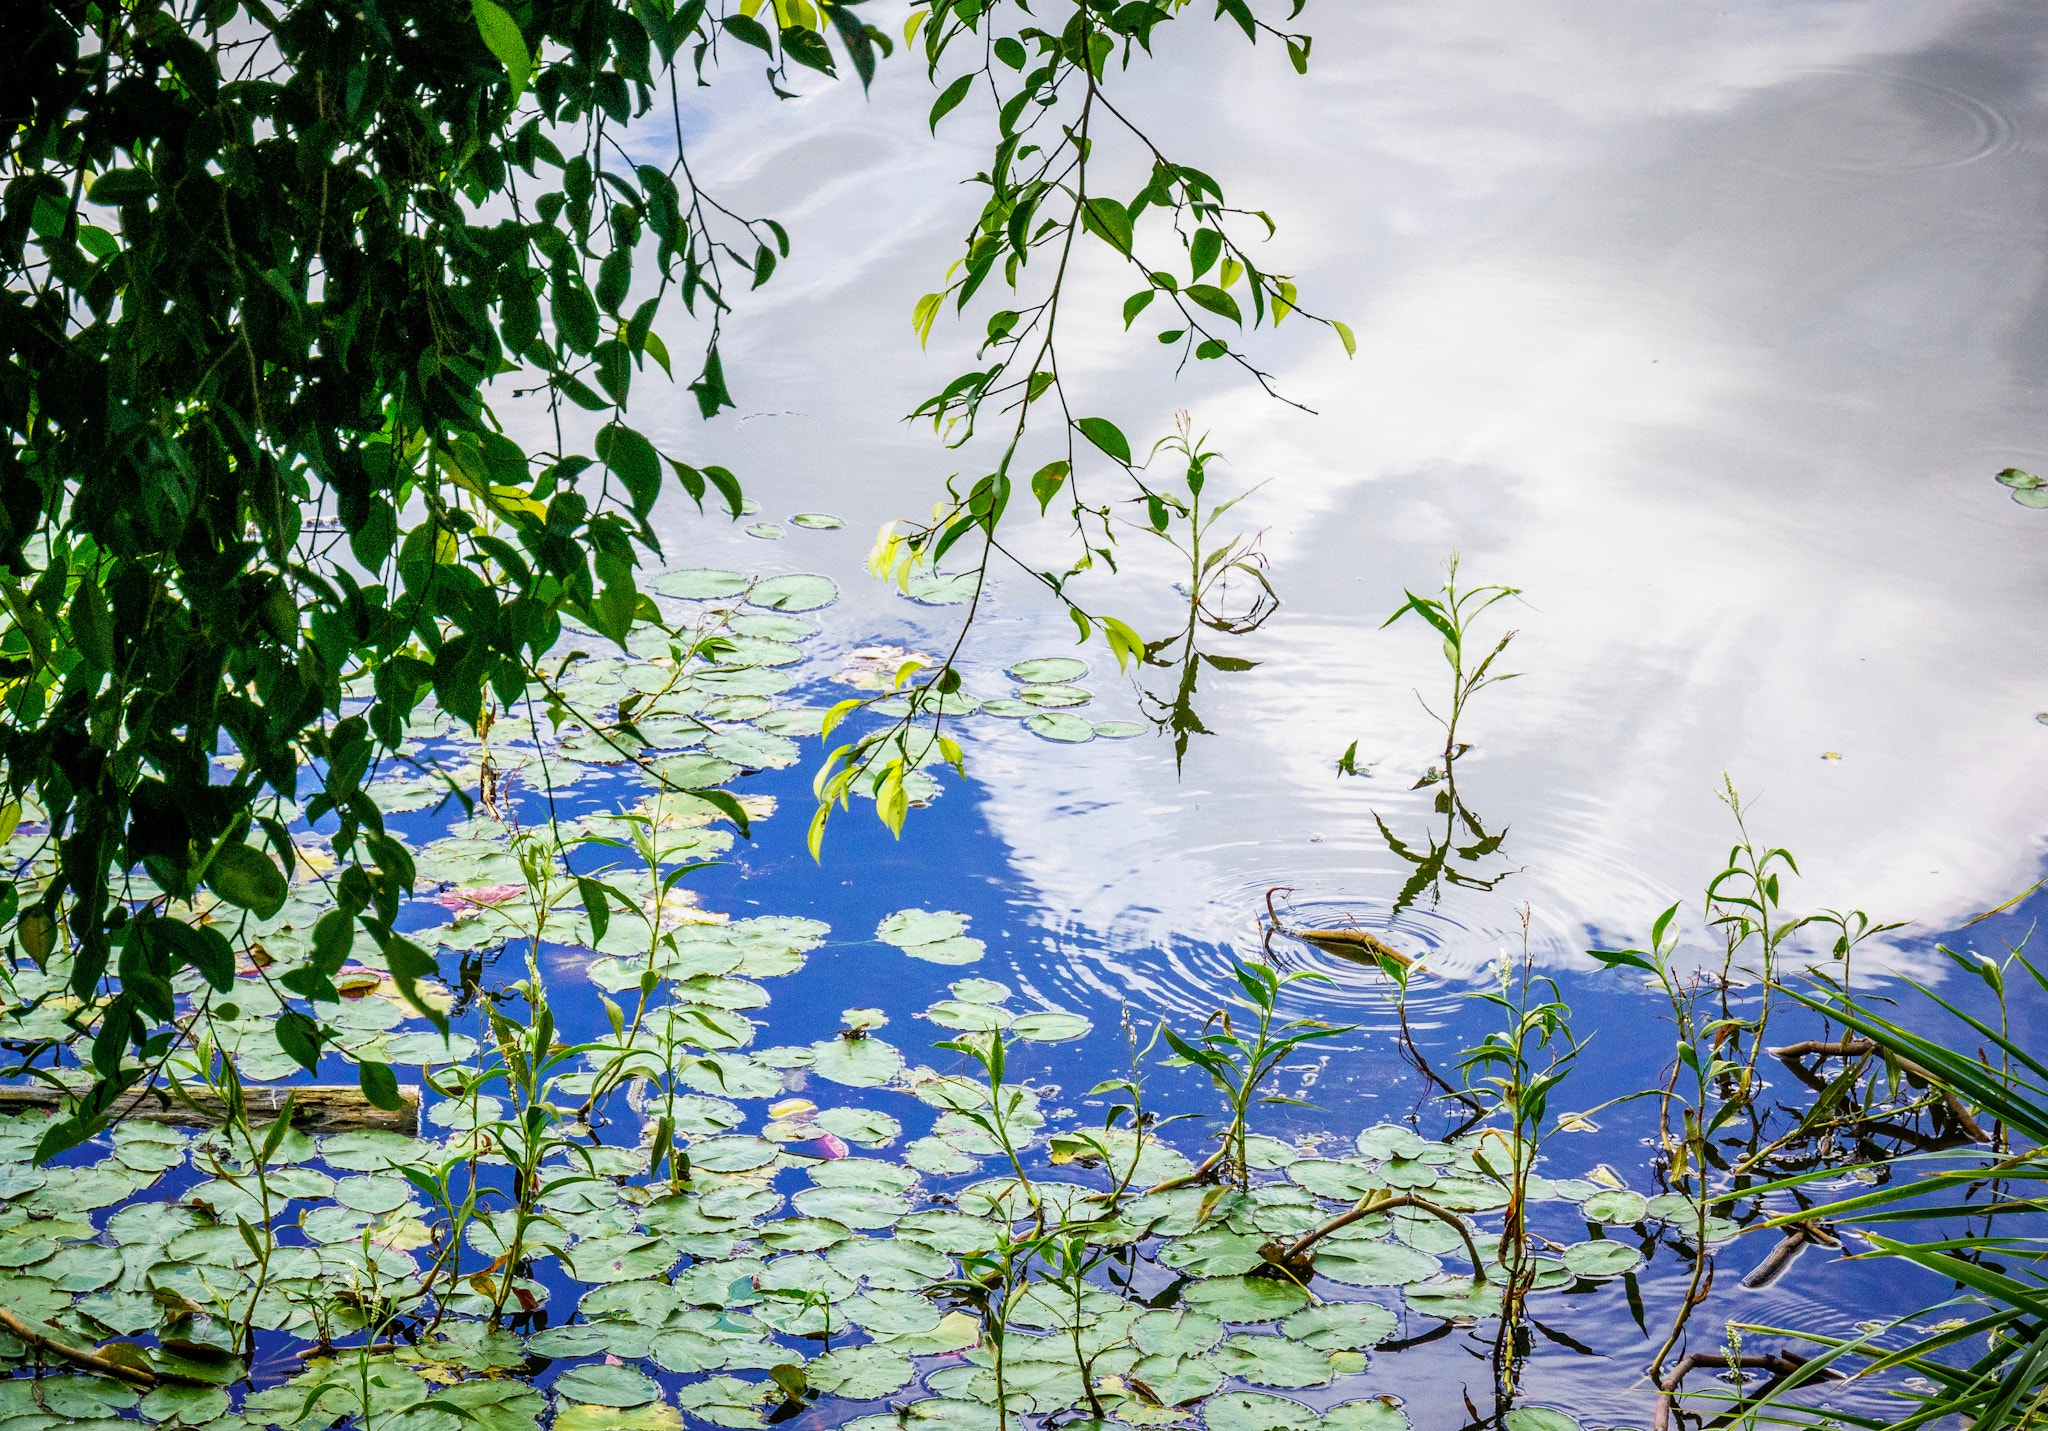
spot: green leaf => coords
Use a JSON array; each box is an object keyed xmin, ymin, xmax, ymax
[
  {"xmin": 722, "ymin": 12, "xmax": 775, "ymax": 52},
  {"xmin": 1076, "ymin": 417, "xmax": 1132, "ymax": 464},
  {"xmin": 1334, "ymin": 319, "xmax": 1357, "ymax": 356},
  {"xmin": 929, "ymin": 74, "xmax": 973, "ymax": 132},
  {"xmin": 1082, "ymin": 196, "xmax": 1134, "ymax": 254},
  {"xmin": 358, "ymin": 1060, "xmax": 403, "ymax": 1111},
  {"xmin": 206, "ymin": 841, "xmax": 287, "ymax": 918},
  {"xmin": 1185, "ymin": 283, "xmax": 1243, "ymax": 324},
  {"xmin": 596, "ymin": 423, "xmax": 664, "ymax": 520},
  {"xmin": 471, "ymin": 0, "xmax": 532, "ymax": 96}
]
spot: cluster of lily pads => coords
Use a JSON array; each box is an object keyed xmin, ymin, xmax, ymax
[
  {"xmin": 0, "ymin": 563, "xmax": 1700, "ymax": 1431},
  {"xmin": 0, "ymin": 1058, "xmax": 1691, "ymax": 1431}
]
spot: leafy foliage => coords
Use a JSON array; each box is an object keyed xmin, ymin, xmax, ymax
[{"xmin": 1, "ymin": 0, "xmax": 1336, "ymax": 1148}]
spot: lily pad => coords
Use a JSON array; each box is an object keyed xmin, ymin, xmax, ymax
[
  {"xmin": 689, "ymin": 1136, "xmax": 780, "ymax": 1173},
  {"xmin": 1019, "ymin": 684, "xmax": 1091, "ymax": 708},
  {"xmin": 1026, "ymin": 712, "xmax": 1094, "ymax": 743},
  {"xmin": 1325, "ymin": 1402, "xmax": 1411, "ymax": 1431},
  {"xmin": 790, "ymin": 513, "xmax": 844, "ymax": 530},
  {"xmin": 903, "ymin": 572, "xmax": 978, "ymax": 605},
  {"xmin": 1581, "ymin": 1189, "xmax": 1648, "ymax": 1225},
  {"xmin": 655, "ymin": 569, "xmax": 749, "ymax": 599},
  {"xmin": 790, "ymin": 1185, "xmax": 909, "ymax": 1230},
  {"xmin": 1281, "ymin": 1300, "xmax": 1397, "ymax": 1351},
  {"xmin": 1132, "ymin": 1307, "xmax": 1225, "ymax": 1358},
  {"xmin": 674, "ymin": 1375, "xmax": 772, "ymax": 1429},
  {"xmin": 1008, "ymin": 1010, "xmax": 1092, "ymax": 1042},
  {"xmin": 1212, "ymin": 1333, "xmax": 1341, "ymax": 1389},
  {"xmin": 805, "ymin": 1345, "xmax": 915, "ymax": 1400},
  {"xmin": 877, "ymin": 909, "xmax": 969, "ymax": 946},
  {"xmin": 810, "ymin": 1035, "xmax": 904, "ymax": 1088},
  {"xmin": 1203, "ymin": 1392, "xmax": 1320, "ymax": 1431},
  {"xmin": 748, "ymin": 574, "xmax": 839, "ymax": 612},
  {"xmin": 745, "ymin": 523, "xmax": 784, "ymax": 539},
  {"xmin": 1502, "ymin": 1412, "xmax": 1582, "ymax": 1431},
  {"xmin": 1007, "ymin": 657, "xmax": 1087, "ymax": 684},
  {"xmin": 1181, "ymin": 1275, "xmax": 1311, "ymax": 1322},
  {"xmin": 1316, "ymin": 1240, "xmax": 1441, "ymax": 1288},
  {"xmin": 1561, "ymin": 1239, "xmax": 1644, "ymax": 1278},
  {"xmin": 552, "ymin": 1364, "xmax": 661, "ymax": 1408},
  {"xmin": 1094, "ymin": 721, "xmax": 1146, "ymax": 738},
  {"xmin": 556, "ymin": 1403, "xmax": 683, "ymax": 1431}
]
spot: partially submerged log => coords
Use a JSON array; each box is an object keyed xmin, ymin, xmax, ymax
[{"xmin": 0, "ymin": 1081, "xmax": 419, "ymax": 1135}]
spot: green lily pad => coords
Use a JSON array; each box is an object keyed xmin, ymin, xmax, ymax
[
  {"xmin": 565, "ymin": 1235, "xmax": 679, "ymax": 1284},
  {"xmin": 1288, "ymin": 1159, "xmax": 1383, "ymax": 1200},
  {"xmin": 903, "ymin": 1137, "xmax": 981, "ymax": 1175},
  {"xmin": 1009, "ymin": 1010, "xmax": 1092, "ymax": 1042},
  {"xmin": 1502, "ymin": 1411, "xmax": 1582, "ymax": 1431},
  {"xmin": 1581, "ymin": 1189, "xmax": 1647, "ymax": 1224},
  {"xmin": 556, "ymin": 1402, "xmax": 683, "ymax": 1431},
  {"xmin": 745, "ymin": 523, "xmax": 784, "ymax": 539},
  {"xmin": 1203, "ymin": 1392, "xmax": 1320, "ymax": 1431},
  {"xmin": 748, "ymin": 574, "xmax": 839, "ymax": 612},
  {"xmin": 1212, "ymin": 1333, "xmax": 1341, "ymax": 1388},
  {"xmin": 805, "ymin": 1345, "xmax": 915, "ymax": 1400},
  {"xmin": 1132, "ymin": 1308, "xmax": 1225, "ymax": 1357},
  {"xmin": 810, "ymin": 1035, "xmax": 903, "ymax": 1088},
  {"xmin": 1026, "ymin": 712, "xmax": 1094, "ymax": 743},
  {"xmin": 825, "ymin": 1235, "xmax": 952, "ymax": 1289},
  {"xmin": 924, "ymin": 999, "xmax": 1011, "ymax": 1031},
  {"xmin": 1160, "ymin": 1228, "xmax": 1268, "ymax": 1277},
  {"xmin": 790, "ymin": 513, "xmax": 844, "ymax": 530},
  {"xmin": 812, "ymin": 1106, "xmax": 902, "ymax": 1147},
  {"xmin": 1093, "ymin": 721, "xmax": 1146, "ymax": 738},
  {"xmin": 877, "ymin": 909, "xmax": 969, "ymax": 946},
  {"xmin": 1181, "ymin": 1275, "xmax": 1310, "ymax": 1322},
  {"xmin": 552, "ymin": 1364, "xmax": 660, "ymax": 1409},
  {"xmin": 844, "ymin": 1401, "xmax": 997, "ymax": 1431},
  {"xmin": 689, "ymin": 1136, "xmax": 780, "ymax": 1172},
  {"xmin": 810, "ymin": 1157, "xmax": 918, "ymax": 1193},
  {"xmin": 674, "ymin": 1375, "xmax": 772, "ymax": 1429},
  {"xmin": 1282, "ymin": 1300, "xmax": 1397, "ymax": 1351},
  {"xmin": 903, "ymin": 572, "xmax": 978, "ymax": 605},
  {"xmin": 1316, "ymin": 1240, "xmax": 1440, "ymax": 1288},
  {"xmin": 790, "ymin": 1185, "xmax": 909, "ymax": 1230},
  {"xmin": 139, "ymin": 1384, "xmax": 232, "ymax": 1425},
  {"xmin": 843, "ymin": 1288, "xmax": 944, "ymax": 1336},
  {"xmin": 1561, "ymin": 1239, "xmax": 1643, "ymax": 1278},
  {"xmin": 1403, "ymin": 1274, "xmax": 1504, "ymax": 1320},
  {"xmin": 1007, "ymin": 657, "xmax": 1087, "ymax": 684},
  {"xmin": 656, "ymin": 569, "xmax": 749, "ymax": 599},
  {"xmin": 1020, "ymin": 684, "xmax": 1091, "ymax": 707},
  {"xmin": 1325, "ymin": 1401, "xmax": 1411, "ymax": 1431},
  {"xmin": 1356, "ymin": 1125, "xmax": 1429, "ymax": 1160}
]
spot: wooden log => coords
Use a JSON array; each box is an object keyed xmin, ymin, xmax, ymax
[{"xmin": 0, "ymin": 1081, "xmax": 419, "ymax": 1135}]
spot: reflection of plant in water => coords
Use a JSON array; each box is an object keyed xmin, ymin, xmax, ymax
[
  {"xmin": 1367, "ymin": 554, "xmax": 1519, "ymax": 915},
  {"xmin": 1126, "ymin": 415, "xmax": 1278, "ymax": 767}
]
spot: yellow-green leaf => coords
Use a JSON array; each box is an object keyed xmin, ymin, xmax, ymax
[
  {"xmin": 471, "ymin": 0, "xmax": 532, "ymax": 98},
  {"xmin": 1333, "ymin": 319, "xmax": 1357, "ymax": 357}
]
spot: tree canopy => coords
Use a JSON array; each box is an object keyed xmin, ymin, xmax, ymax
[{"xmin": 0, "ymin": 0, "xmax": 1340, "ymax": 1157}]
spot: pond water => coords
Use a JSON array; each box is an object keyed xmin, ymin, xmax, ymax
[{"xmin": 6, "ymin": 3, "xmax": 2047, "ymax": 1430}]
